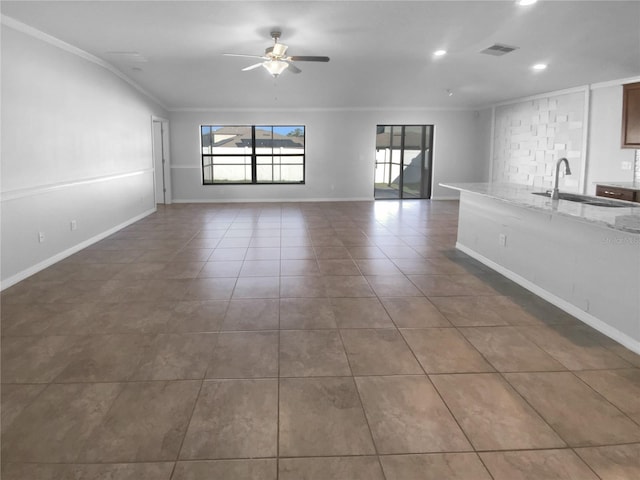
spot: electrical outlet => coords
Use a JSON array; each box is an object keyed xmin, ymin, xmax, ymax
[
  {"xmin": 499, "ymin": 233, "xmax": 507, "ymax": 247},
  {"xmin": 38, "ymin": 232, "xmax": 45, "ymax": 243},
  {"xmin": 621, "ymin": 161, "xmax": 632, "ymax": 171},
  {"xmin": 70, "ymin": 220, "xmax": 77, "ymax": 231}
]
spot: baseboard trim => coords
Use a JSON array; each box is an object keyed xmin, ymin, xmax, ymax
[
  {"xmin": 170, "ymin": 197, "xmax": 457, "ymax": 203},
  {"xmin": 1, "ymin": 207, "xmax": 156, "ymax": 291},
  {"xmin": 456, "ymin": 242, "xmax": 640, "ymax": 355},
  {"xmin": 171, "ymin": 197, "xmax": 374, "ymax": 203},
  {"xmin": 430, "ymin": 195, "xmax": 460, "ymax": 201}
]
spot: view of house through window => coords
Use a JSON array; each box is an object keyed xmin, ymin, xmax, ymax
[
  {"xmin": 374, "ymin": 125, "xmax": 433, "ymax": 199},
  {"xmin": 201, "ymin": 125, "xmax": 305, "ymax": 184}
]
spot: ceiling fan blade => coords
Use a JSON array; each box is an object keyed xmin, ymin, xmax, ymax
[
  {"xmin": 242, "ymin": 62, "xmax": 265, "ymax": 71},
  {"xmin": 286, "ymin": 62, "xmax": 302, "ymax": 74},
  {"xmin": 290, "ymin": 56, "xmax": 330, "ymax": 62},
  {"xmin": 224, "ymin": 53, "xmax": 267, "ymax": 60}
]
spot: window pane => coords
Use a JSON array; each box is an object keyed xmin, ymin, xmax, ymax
[
  {"xmin": 203, "ymin": 164, "xmax": 214, "ymax": 183},
  {"xmin": 280, "ymin": 165, "xmax": 303, "ymax": 182},
  {"xmin": 256, "ymin": 125, "xmax": 305, "ymax": 155},
  {"xmin": 390, "ymin": 163, "xmax": 401, "ymax": 188},
  {"xmin": 255, "ymin": 126, "xmax": 273, "ymax": 155},
  {"xmin": 256, "ymin": 156, "xmax": 304, "ymax": 166},
  {"xmin": 213, "ymin": 165, "xmax": 252, "ymax": 183},
  {"xmin": 256, "ymin": 164, "xmax": 303, "ymax": 183},
  {"xmin": 208, "ymin": 126, "xmax": 252, "ymax": 154},
  {"xmin": 278, "ymin": 126, "xmax": 305, "ymax": 153},
  {"xmin": 201, "ymin": 124, "xmax": 305, "ymax": 185},
  {"xmin": 391, "ymin": 126, "xmax": 403, "ymax": 149},
  {"xmin": 257, "ymin": 165, "xmax": 274, "ymax": 182},
  {"xmin": 278, "ymin": 155, "xmax": 304, "ymax": 164},
  {"xmin": 404, "ymin": 126, "xmax": 423, "ymax": 150},
  {"xmin": 376, "ymin": 125, "xmax": 392, "ymax": 149},
  {"xmin": 214, "ymin": 156, "xmax": 252, "ymax": 165},
  {"xmin": 201, "ymin": 126, "xmax": 212, "ymax": 154}
]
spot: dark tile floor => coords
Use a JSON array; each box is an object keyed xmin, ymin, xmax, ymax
[{"xmin": 2, "ymin": 200, "xmax": 640, "ymax": 479}]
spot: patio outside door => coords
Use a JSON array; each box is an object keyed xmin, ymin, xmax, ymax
[{"xmin": 374, "ymin": 125, "xmax": 433, "ymax": 199}]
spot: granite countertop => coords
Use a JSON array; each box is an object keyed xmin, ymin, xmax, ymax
[
  {"xmin": 440, "ymin": 182, "xmax": 640, "ymax": 234},
  {"xmin": 595, "ymin": 181, "xmax": 640, "ymax": 191}
]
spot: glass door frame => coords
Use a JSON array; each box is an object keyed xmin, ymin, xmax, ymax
[{"xmin": 374, "ymin": 124, "xmax": 434, "ymax": 200}]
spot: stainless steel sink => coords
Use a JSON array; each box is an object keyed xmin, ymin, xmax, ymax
[{"xmin": 531, "ymin": 191, "xmax": 632, "ymax": 208}]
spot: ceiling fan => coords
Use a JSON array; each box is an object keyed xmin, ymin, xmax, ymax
[{"xmin": 224, "ymin": 31, "xmax": 330, "ymax": 77}]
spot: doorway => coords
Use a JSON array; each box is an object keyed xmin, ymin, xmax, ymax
[
  {"xmin": 374, "ymin": 125, "xmax": 433, "ymax": 199},
  {"xmin": 152, "ymin": 117, "xmax": 171, "ymax": 204}
]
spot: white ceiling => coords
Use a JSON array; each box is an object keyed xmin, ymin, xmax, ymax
[{"xmin": 3, "ymin": 0, "xmax": 640, "ymax": 110}]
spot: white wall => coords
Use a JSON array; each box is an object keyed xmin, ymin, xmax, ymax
[
  {"xmin": 1, "ymin": 23, "xmax": 168, "ymax": 288},
  {"xmin": 169, "ymin": 108, "xmax": 490, "ymax": 202},
  {"xmin": 585, "ymin": 84, "xmax": 637, "ymax": 195}
]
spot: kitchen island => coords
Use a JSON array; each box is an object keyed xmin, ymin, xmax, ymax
[{"xmin": 441, "ymin": 182, "xmax": 640, "ymax": 353}]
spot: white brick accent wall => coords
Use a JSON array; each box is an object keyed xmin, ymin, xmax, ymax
[{"xmin": 493, "ymin": 91, "xmax": 586, "ymax": 190}]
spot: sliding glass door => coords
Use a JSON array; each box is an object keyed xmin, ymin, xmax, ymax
[{"xmin": 374, "ymin": 125, "xmax": 433, "ymax": 199}]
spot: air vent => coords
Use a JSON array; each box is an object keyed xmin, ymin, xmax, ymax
[{"xmin": 480, "ymin": 44, "xmax": 519, "ymax": 56}]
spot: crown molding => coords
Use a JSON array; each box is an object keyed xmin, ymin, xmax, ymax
[
  {"xmin": 168, "ymin": 105, "xmax": 477, "ymax": 113},
  {"xmin": 1, "ymin": 15, "xmax": 168, "ymax": 110},
  {"xmin": 590, "ymin": 75, "xmax": 640, "ymax": 90},
  {"xmin": 490, "ymin": 85, "xmax": 589, "ymax": 108}
]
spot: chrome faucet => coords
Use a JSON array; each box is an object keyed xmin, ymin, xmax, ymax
[{"xmin": 551, "ymin": 157, "xmax": 572, "ymax": 200}]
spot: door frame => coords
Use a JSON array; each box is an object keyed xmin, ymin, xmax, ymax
[
  {"xmin": 374, "ymin": 124, "xmax": 433, "ymax": 200},
  {"xmin": 151, "ymin": 116, "xmax": 171, "ymax": 204}
]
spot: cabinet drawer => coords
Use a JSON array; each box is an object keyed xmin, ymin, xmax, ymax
[{"xmin": 595, "ymin": 185, "xmax": 636, "ymax": 202}]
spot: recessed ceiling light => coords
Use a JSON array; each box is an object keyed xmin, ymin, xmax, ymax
[
  {"xmin": 518, "ymin": 0, "xmax": 538, "ymax": 6},
  {"xmin": 446, "ymin": 89, "xmax": 453, "ymax": 97},
  {"xmin": 532, "ymin": 63, "xmax": 547, "ymax": 71},
  {"xmin": 433, "ymin": 50, "xmax": 447, "ymax": 57}
]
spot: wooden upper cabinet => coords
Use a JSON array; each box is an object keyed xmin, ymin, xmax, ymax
[{"xmin": 622, "ymin": 81, "xmax": 640, "ymax": 148}]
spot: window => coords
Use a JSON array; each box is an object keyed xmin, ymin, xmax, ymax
[{"xmin": 201, "ymin": 125, "xmax": 305, "ymax": 184}]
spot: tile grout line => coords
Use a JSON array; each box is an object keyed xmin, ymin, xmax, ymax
[
  {"xmin": 398, "ymin": 323, "xmax": 483, "ymax": 455},
  {"xmin": 3, "ymin": 201, "xmax": 639, "ymax": 476},
  {"xmin": 169, "ymin": 223, "xmax": 224, "ymax": 479},
  {"xmin": 276, "ymin": 220, "xmax": 282, "ymax": 480},
  {"xmin": 569, "ymin": 370, "xmax": 640, "ymax": 429},
  {"xmin": 335, "ymin": 315, "xmax": 388, "ymax": 480}
]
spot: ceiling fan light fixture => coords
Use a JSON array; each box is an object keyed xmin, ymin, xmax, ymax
[
  {"xmin": 265, "ymin": 43, "xmax": 289, "ymax": 59},
  {"xmin": 227, "ymin": 31, "xmax": 329, "ymax": 77},
  {"xmin": 263, "ymin": 59, "xmax": 289, "ymax": 77}
]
